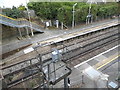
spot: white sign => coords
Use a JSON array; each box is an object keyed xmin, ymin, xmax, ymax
[
  {"xmin": 46, "ymin": 22, "xmax": 49, "ymax": 27},
  {"xmin": 24, "ymin": 47, "xmax": 34, "ymax": 54},
  {"xmin": 108, "ymin": 82, "xmax": 118, "ymax": 88}
]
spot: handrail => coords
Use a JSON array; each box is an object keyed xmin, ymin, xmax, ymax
[
  {"xmin": 0, "ymin": 14, "xmax": 16, "ymax": 20},
  {"xmin": 0, "ymin": 14, "xmax": 40, "ymax": 26},
  {"xmin": 0, "ymin": 14, "xmax": 44, "ymax": 32}
]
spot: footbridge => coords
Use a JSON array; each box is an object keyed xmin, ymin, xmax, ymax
[{"xmin": 0, "ymin": 14, "xmax": 44, "ymax": 33}]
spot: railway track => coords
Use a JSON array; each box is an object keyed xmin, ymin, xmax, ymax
[
  {"xmin": 1, "ymin": 27, "xmax": 119, "ymax": 75},
  {"xmin": 67, "ymin": 38, "xmax": 119, "ymax": 68},
  {"xmin": 1, "ymin": 23, "xmax": 119, "ymax": 88},
  {"xmin": 63, "ymin": 33, "xmax": 119, "ymax": 61},
  {"xmin": 1, "ymin": 19, "xmax": 118, "ymax": 60},
  {"xmin": 1, "ymin": 26, "xmax": 118, "ymax": 67},
  {"xmin": 6, "ymin": 35, "xmax": 119, "ymax": 89},
  {"xmin": 2, "ymin": 35, "xmax": 119, "ymax": 87}
]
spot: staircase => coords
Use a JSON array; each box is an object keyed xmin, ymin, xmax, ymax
[{"xmin": 0, "ymin": 14, "xmax": 44, "ymax": 33}]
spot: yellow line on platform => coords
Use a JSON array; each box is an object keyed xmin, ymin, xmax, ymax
[
  {"xmin": 97, "ymin": 54, "xmax": 120, "ymax": 70},
  {"xmin": 36, "ymin": 21, "xmax": 118, "ymax": 46}
]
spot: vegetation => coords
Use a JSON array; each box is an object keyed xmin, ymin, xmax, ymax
[
  {"xmin": 2, "ymin": 5, "xmax": 26, "ymax": 19},
  {"xmin": 2, "ymin": 2, "xmax": 118, "ymax": 26},
  {"xmin": 27, "ymin": 2, "xmax": 118, "ymax": 26}
]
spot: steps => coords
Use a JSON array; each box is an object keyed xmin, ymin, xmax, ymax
[{"xmin": 0, "ymin": 14, "xmax": 44, "ymax": 33}]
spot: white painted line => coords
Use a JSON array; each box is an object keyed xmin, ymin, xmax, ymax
[
  {"xmin": 74, "ymin": 45, "xmax": 119, "ymax": 68},
  {"xmin": 24, "ymin": 47, "xmax": 34, "ymax": 54}
]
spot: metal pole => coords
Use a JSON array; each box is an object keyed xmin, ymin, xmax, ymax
[
  {"xmin": 47, "ymin": 64, "xmax": 50, "ymax": 88},
  {"xmin": 30, "ymin": 59, "xmax": 33, "ymax": 79},
  {"xmin": 88, "ymin": 2, "xmax": 91, "ymax": 15},
  {"xmin": 82, "ymin": 75, "xmax": 84, "ymax": 84},
  {"xmin": 72, "ymin": 3, "xmax": 77, "ymax": 29},
  {"xmin": 88, "ymin": 2, "xmax": 91, "ymax": 24},
  {"xmin": 53, "ymin": 62, "xmax": 56, "ymax": 80},
  {"xmin": 88, "ymin": 17, "xmax": 90, "ymax": 24},
  {"xmin": 107, "ymin": 77, "xmax": 109, "ymax": 89},
  {"xmin": 61, "ymin": 22, "xmax": 63, "ymax": 30},
  {"xmin": 91, "ymin": 15, "xmax": 93, "ymax": 23},
  {"xmin": 38, "ymin": 54, "xmax": 42, "ymax": 70},
  {"xmin": 18, "ymin": 28, "xmax": 22, "ymax": 39},
  {"xmin": 72, "ymin": 6, "xmax": 75, "ymax": 29},
  {"xmin": 64, "ymin": 77, "xmax": 68, "ymax": 89},
  {"xmin": 86, "ymin": 17, "xmax": 87, "ymax": 24},
  {"xmin": 25, "ymin": 27, "xmax": 29, "ymax": 37},
  {"xmin": 26, "ymin": 0, "xmax": 34, "ymax": 36}
]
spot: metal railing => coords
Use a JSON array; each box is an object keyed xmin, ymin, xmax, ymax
[{"xmin": 0, "ymin": 14, "xmax": 44, "ymax": 32}]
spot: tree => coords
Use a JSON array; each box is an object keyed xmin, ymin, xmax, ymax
[
  {"xmin": 27, "ymin": 2, "xmax": 118, "ymax": 27},
  {"xmin": 2, "ymin": 6, "xmax": 24, "ymax": 19},
  {"xmin": 18, "ymin": 5, "xmax": 26, "ymax": 11}
]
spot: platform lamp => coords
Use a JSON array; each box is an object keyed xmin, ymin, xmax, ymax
[{"xmin": 72, "ymin": 3, "xmax": 77, "ymax": 29}]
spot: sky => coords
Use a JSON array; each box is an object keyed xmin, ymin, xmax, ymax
[{"xmin": 0, "ymin": 0, "xmax": 29, "ymax": 8}]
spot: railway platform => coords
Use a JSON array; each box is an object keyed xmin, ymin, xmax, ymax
[
  {"xmin": 1, "ymin": 18, "xmax": 118, "ymax": 56},
  {"xmin": 74, "ymin": 45, "xmax": 119, "ymax": 88},
  {"xmin": 54, "ymin": 45, "xmax": 119, "ymax": 88}
]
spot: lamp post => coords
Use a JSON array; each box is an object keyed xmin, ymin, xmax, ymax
[
  {"xmin": 86, "ymin": 1, "xmax": 92, "ymax": 24},
  {"xmin": 72, "ymin": 3, "xmax": 77, "ymax": 29},
  {"xmin": 86, "ymin": 0, "xmax": 97, "ymax": 24}
]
